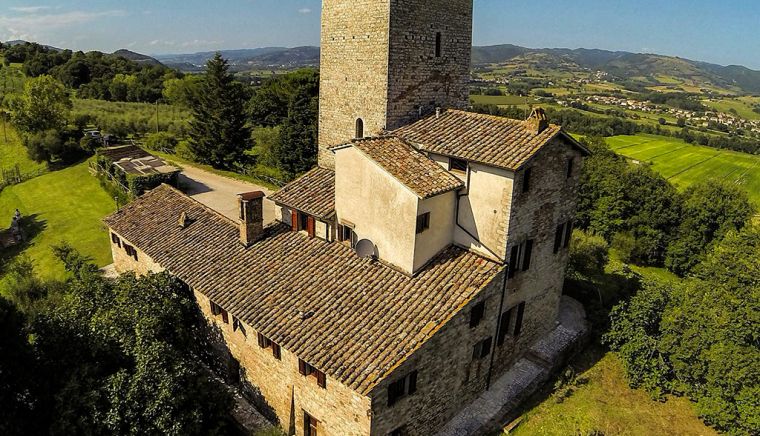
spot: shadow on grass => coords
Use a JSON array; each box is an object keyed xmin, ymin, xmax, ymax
[
  {"xmin": 0, "ymin": 214, "xmax": 47, "ymax": 274},
  {"xmin": 495, "ymin": 269, "xmax": 642, "ymax": 434}
]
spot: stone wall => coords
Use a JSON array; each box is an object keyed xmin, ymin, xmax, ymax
[
  {"xmin": 369, "ymin": 270, "xmax": 508, "ymax": 436},
  {"xmin": 318, "ymin": 0, "xmax": 473, "ymax": 169},
  {"xmin": 194, "ymin": 291, "xmax": 373, "ymax": 436},
  {"xmin": 318, "ymin": 0, "xmax": 392, "ymax": 169},
  {"xmin": 109, "ymin": 230, "xmax": 164, "ymax": 275},
  {"xmin": 386, "ymin": 0, "xmax": 473, "ymax": 129},
  {"xmin": 491, "ymin": 137, "xmax": 585, "ymax": 377}
]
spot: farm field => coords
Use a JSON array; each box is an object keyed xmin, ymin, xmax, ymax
[
  {"xmin": 0, "ymin": 162, "xmax": 115, "ymax": 288},
  {"xmin": 606, "ymin": 134, "xmax": 760, "ymax": 207},
  {"xmin": 470, "ymin": 94, "xmax": 536, "ymax": 106}
]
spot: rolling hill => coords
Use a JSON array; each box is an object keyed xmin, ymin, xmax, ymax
[{"xmin": 154, "ymin": 43, "xmax": 760, "ymax": 94}]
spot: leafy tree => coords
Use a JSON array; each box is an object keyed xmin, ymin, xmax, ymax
[
  {"xmin": 188, "ymin": 54, "xmax": 251, "ymax": 169},
  {"xmin": 145, "ymin": 132, "xmax": 179, "ymax": 153},
  {"xmin": 606, "ymin": 226, "xmax": 760, "ymax": 434},
  {"xmin": 273, "ymin": 85, "xmax": 318, "ymax": 176},
  {"xmin": 665, "ymin": 179, "xmax": 754, "ymax": 276},
  {"xmin": 1, "ymin": 245, "xmax": 235, "ymax": 434},
  {"xmin": 248, "ymin": 69, "xmax": 319, "ymax": 128},
  {"xmin": 163, "ymin": 76, "xmax": 202, "ymax": 107},
  {"xmin": 9, "ymin": 75, "xmax": 72, "ymax": 134},
  {"xmin": 575, "ymin": 137, "xmax": 682, "ymax": 266},
  {"xmin": 0, "ymin": 296, "xmax": 42, "ymax": 436}
]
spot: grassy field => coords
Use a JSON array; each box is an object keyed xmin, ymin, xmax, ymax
[
  {"xmin": 510, "ymin": 351, "xmax": 717, "ymax": 436},
  {"xmin": 703, "ymin": 98, "xmax": 760, "ymax": 121},
  {"xmin": 0, "ymin": 125, "xmax": 47, "ymax": 175},
  {"xmin": 0, "ymin": 162, "xmax": 115, "ymax": 286},
  {"xmin": 470, "ymin": 94, "xmax": 536, "ymax": 106},
  {"xmin": 606, "ymin": 134, "xmax": 760, "ymax": 207}
]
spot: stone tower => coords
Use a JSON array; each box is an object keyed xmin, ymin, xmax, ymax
[{"xmin": 318, "ymin": 0, "xmax": 474, "ymax": 169}]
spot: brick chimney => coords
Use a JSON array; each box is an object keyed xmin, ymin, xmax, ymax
[
  {"xmin": 238, "ymin": 191, "xmax": 265, "ymax": 247},
  {"xmin": 527, "ymin": 107, "xmax": 549, "ymax": 135}
]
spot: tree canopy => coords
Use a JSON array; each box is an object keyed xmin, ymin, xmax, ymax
[
  {"xmin": 9, "ymin": 75, "xmax": 72, "ymax": 134},
  {"xmin": 606, "ymin": 226, "xmax": 760, "ymax": 435},
  {"xmin": 0, "ymin": 245, "xmax": 235, "ymax": 435}
]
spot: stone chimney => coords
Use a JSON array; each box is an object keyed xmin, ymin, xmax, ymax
[
  {"xmin": 238, "ymin": 191, "xmax": 265, "ymax": 247},
  {"xmin": 526, "ymin": 107, "xmax": 549, "ymax": 135}
]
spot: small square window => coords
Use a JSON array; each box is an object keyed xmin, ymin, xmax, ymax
[
  {"xmin": 416, "ymin": 213, "xmax": 430, "ymax": 234},
  {"xmin": 449, "ymin": 158, "xmax": 468, "ymax": 173},
  {"xmin": 472, "ymin": 337, "xmax": 493, "ymax": 360},
  {"xmin": 469, "ymin": 301, "xmax": 485, "ymax": 328}
]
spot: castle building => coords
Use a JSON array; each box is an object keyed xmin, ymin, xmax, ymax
[{"xmin": 104, "ymin": 1, "xmax": 589, "ymax": 435}]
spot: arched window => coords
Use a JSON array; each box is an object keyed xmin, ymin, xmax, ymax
[
  {"xmin": 435, "ymin": 32, "xmax": 442, "ymax": 58},
  {"xmin": 355, "ymin": 118, "xmax": 364, "ymax": 139}
]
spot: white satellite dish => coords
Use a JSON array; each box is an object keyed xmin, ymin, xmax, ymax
[{"xmin": 355, "ymin": 239, "xmax": 377, "ymax": 259}]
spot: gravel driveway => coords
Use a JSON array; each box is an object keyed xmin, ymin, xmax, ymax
[{"xmin": 177, "ymin": 165, "xmax": 277, "ymax": 224}]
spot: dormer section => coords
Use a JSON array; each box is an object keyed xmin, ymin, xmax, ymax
[{"xmin": 333, "ymin": 137, "xmax": 463, "ymax": 275}]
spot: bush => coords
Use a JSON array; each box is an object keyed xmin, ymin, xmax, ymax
[
  {"xmin": 568, "ymin": 230, "xmax": 609, "ymax": 278},
  {"xmin": 175, "ymin": 140, "xmax": 195, "ymax": 161},
  {"xmin": 144, "ymin": 132, "xmax": 179, "ymax": 153}
]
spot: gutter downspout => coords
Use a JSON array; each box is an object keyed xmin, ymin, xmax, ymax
[
  {"xmin": 455, "ymin": 167, "xmax": 503, "ymax": 262},
  {"xmin": 486, "ymin": 265, "xmax": 508, "ymax": 390}
]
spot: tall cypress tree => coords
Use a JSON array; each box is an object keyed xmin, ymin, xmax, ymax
[{"xmin": 188, "ymin": 53, "xmax": 250, "ymax": 169}]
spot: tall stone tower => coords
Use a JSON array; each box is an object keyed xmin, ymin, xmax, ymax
[{"xmin": 318, "ymin": 0, "xmax": 474, "ymax": 169}]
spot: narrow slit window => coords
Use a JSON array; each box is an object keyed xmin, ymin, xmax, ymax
[
  {"xmin": 355, "ymin": 118, "xmax": 364, "ymax": 139},
  {"xmin": 435, "ymin": 32, "xmax": 442, "ymax": 58}
]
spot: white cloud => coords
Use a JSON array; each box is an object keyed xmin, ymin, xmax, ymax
[
  {"xmin": 298, "ymin": 8, "xmax": 312, "ymax": 14},
  {"xmin": 0, "ymin": 9, "xmax": 126, "ymax": 42},
  {"xmin": 9, "ymin": 6, "xmax": 52, "ymax": 14}
]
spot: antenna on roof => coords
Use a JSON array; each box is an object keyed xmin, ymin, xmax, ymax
[{"xmin": 355, "ymin": 239, "xmax": 377, "ymax": 259}]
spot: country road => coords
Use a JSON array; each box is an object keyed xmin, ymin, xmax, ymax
[{"xmin": 177, "ymin": 164, "xmax": 277, "ymax": 224}]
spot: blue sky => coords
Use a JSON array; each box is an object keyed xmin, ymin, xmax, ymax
[{"xmin": 1, "ymin": 0, "xmax": 758, "ymax": 69}]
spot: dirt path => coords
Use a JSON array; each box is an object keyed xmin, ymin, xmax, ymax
[{"xmin": 177, "ymin": 165, "xmax": 277, "ymax": 224}]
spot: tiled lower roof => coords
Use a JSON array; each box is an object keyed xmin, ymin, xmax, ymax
[
  {"xmin": 269, "ymin": 167, "xmax": 335, "ymax": 219},
  {"xmin": 395, "ymin": 109, "xmax": 569, "ymax": 171},
  {"xmin": 104, "ymin": 185, "xmax": 501, "ymax": 395},
  {"xmin": 341, "ymin": 136, "xmax": 464, "ymax": 199}
]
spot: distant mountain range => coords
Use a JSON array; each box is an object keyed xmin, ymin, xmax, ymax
[
  {"xmin": 152, "ymin": 44, "xmax": 760, "ymax": 94},
  {"xmin": 6, "ymin": 39, "xmax": 760, "ymax": 94}
]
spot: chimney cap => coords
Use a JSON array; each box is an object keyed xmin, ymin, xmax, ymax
[{"xmin": 239, "ymin": 191, "xmax": 265, "ymax": 201}]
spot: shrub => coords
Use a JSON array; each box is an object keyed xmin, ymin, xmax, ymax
[
  {"xmin": 144, "ymin": 132, "xmax": 179, "ymax": 153},
  {"xmin": 568, "ymin": 229, "xmax": 609, "ymax": 278}
]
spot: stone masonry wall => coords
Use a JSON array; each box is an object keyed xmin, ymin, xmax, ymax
[
  {"xmin": 386, "ymin": 0, "xmax": 473, "ymax": 129},
  {"xmin": 491, "ymin": 137, "xmax": 585, "ymax": 377},
  {"xmin": 109, "ymin": 230, "xmax": 164, "ymax": 275},
  {"xmin": 318, "ymin": 0, "xmax": 473, "ymax": 169},
  {"xmin": 369, "ymin": 270, "xmax": 509, "ymax": 436},
  {"xmin": 318, "ymin": 0, "xmax": 392, "ymax": 169},
  {"xmin": 195, "ymin": 292, "xmax": 373, "ymax": 436}
]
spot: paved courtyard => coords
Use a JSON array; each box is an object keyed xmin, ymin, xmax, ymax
[{"xmin": 177, "ymin": 165, "xmax": 277, "ymax": 224}]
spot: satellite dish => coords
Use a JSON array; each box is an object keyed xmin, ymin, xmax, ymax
[{"xmin": 355, "ymin": 239, "xmax": 377, "ymax": 259}]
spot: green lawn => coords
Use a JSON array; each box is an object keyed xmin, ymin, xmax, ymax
[
  {"xmin": 606, "ymin": 134, "xmax": 760, "ymax": 207},
  {"xmin": 0, "ymin": 162, "xmax": 115, "ymax": 285},
  {"xmin": 510, "ymin": 352, "xmax": 717, "ymax": 436},
  {"xmin": 0, "ymin": 125, "xmax": 47, "ymax": 175}
]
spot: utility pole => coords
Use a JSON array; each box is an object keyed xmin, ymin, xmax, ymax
[{"xmin": 1, "ymin": 110, "xmax": 7, "ymax": 144}]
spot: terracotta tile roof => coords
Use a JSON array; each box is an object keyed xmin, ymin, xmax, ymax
[
  {"xmin": 394, "ymin": 109, "xmax": 569, "ymax": 171},
  {"xmin": 104, "ymin": 185, "xmax": 502, "ymax": 395},
  {"xmin": 342, "ymin": 136, "xmax": 464, "ymax": 198},
  {"xmin": 269, "ymin": 168, "xmax": 335, "ymax": 219}
]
